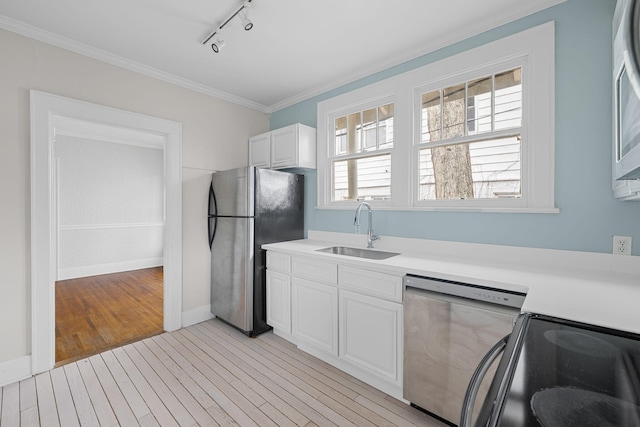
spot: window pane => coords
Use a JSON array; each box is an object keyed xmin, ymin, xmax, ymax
[
  {"xmin": 333, "ymin": 154, "xmax": 391, "ymax": 201},
  {"xmin": 443, "ymin": 83, "xmax": 465, "ymax": 139},
  {"xmin": 467, "ymin": 75, "xmax": 493, "ymax": 135},
  {"xmin": 379, "ymin": 103, "xmax": 394, "ymax": 149},
  {"xmin": 346, "ymin": 112, "xmax": 362, "ymax": 154},
  {"xmin": 418, "ymin": 135, "xmax": 521, "ymax": 200},
  {"xmin": 334, "ymin": 103, "xmax": 394, "ymax": 157},
  {"xmin": 362, "ymin": 108, "xmax": 377, "ymax": 150},
  {"xmin": 335, "ymin": 116, "xmax": 347, "ymax": 155},
  {"xmin": 494, "ymin": 68, "xmax": 522, "ymax": 130},
  {"xmin": 421, "ymin": 90, "xmax": 441, "ymax": 143}
]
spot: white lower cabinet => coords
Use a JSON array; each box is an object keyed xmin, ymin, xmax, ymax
[
  {"xmin": 339, "ymin": 289, "xmax": 402, "ymax": 386},
  {"xmin": 292, "ymin": 277, "xmax": 338, "ymax": 356},
  {"xmin": 265, "ymin": 250, "xmax": 404, "ymax": 399},
  {"xmin": 266, "ymin": 270, "xmax": 291, "ymax": 335}
]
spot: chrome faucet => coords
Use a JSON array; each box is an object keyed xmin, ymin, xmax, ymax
[{"xmin": 354, "ymin": 201, "xmax": 380, "ymax": 248}]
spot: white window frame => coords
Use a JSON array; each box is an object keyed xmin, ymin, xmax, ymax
[
  {"xmin": 317, "ymin": 22, "xmax": 557, "ymax": 213},
  {"xmin": 412, "ymin": 60, "xmax": 527, "ymax": 209},
  {"xmin": 326, "ymin": 95, "xmax": 397, "ymax": 206}
]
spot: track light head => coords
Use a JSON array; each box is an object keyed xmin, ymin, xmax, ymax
[
  {"xmin": 239, "ymin": 9, "xmax": 253, "ymax": 31},
  {"xmin": 211, "ymin": 31, "xmax": 226, "ymax": 53}
]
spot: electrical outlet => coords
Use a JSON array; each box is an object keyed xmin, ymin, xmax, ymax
[{"xmin": 613, "ymin": 235, "xmax": 632, "ymax": 256}]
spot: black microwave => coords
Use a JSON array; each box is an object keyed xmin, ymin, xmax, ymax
[{"xmin": 614, "ymin": 0, "xmax": 640, "ymax": 191}]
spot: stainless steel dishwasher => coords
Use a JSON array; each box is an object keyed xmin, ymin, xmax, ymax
[{"xmin": 403, "ymin": 275, "xmax": 525, "ymax": 426}]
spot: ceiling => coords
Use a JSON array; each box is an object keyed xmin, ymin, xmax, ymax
[{"xmin": 0, "ymin": 0, "xmax": 564, "ymax": 112}]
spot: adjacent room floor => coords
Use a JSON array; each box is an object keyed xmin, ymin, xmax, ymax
[
  {"xmin": 1, "ymin": 318, "xmax": 448, "ymax": 426},
  {"xmin": 55, "ymin": 267, "xmax": 164, "ymax": 366}
]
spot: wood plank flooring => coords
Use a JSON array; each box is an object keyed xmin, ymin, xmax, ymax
[
  {"xmin": 55, "ymin": 267, "xmax": 164, "ymax": 365},
  {"xmin": 1, "ymin": 319, "xmax": 448, "ymax": 426}
]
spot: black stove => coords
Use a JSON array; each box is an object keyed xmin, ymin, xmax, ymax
[{"xmin": 474, "ymin": 314, "xmax": 640, "ymax": 426}]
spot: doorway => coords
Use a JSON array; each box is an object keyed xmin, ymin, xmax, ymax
[
  {"xmin": 52, "ymin": 124, "xmax": 166, "ymax": 365},
  {"xmin": 31, "ymin": 91, "xmax": 183, "ymax": 374}
]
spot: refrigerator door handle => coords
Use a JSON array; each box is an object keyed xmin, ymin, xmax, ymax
[
  {"xmin": 460, "ymin": 334, "xmax": 509, "ymax": 427},
  {"xmin": 208, "ymin": 216, "xmax": 218, "ymax": 249},
  {"xmin": 208, "ymin": 183, "xmax": 218, "ymax": 249}
]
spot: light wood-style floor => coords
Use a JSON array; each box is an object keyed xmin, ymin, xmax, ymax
[
  {"xmin": 55, "ymin": 267, "xmax": 164, "ymax": 365},
  {"xmin": 0, "ymin": 318, "xmax": 447, "ymax": 427}
]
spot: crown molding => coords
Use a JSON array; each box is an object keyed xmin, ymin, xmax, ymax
[
  {"xmin": 0, "ymin": 15, "xmax": 268, "ymax": 113},
  {"xmin": 1, "ymin": 0, "xmax": 566, "ymax": 115}
]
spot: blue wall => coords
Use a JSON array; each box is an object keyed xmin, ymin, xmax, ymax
[{"xmin": 271, "ymin": 0, "xmax": 640, "ymax": 256}]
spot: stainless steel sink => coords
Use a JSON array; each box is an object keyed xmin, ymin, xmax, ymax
[{"xmin": 315, "ymin": 246, "xmax": 399, "ymax": 260}]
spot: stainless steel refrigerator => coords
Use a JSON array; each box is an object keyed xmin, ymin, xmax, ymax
[{"xmin": 208, "ymin": 166, "xmax": 304, "ymax": 336}]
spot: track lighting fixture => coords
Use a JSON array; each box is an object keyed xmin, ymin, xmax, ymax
[
  {"xmin": 239, "ymin": 9, "xmax": 253, "ymax": 31},
  {"xmin": 211, "ymin": 31, "xmax": 225, "ymax": 53},
  {"xmin": 201, "ymin": 0, "xmax": 254, "ymax": 53}
]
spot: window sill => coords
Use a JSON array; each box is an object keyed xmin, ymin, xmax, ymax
[{"xmin": 316, "ymin": 205, "xmax": 560, "ymax": 214}]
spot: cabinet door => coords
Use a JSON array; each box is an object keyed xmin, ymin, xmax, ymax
[
  {"xmin": 292, "ymin": 277, "xmax": 338, "ymax": 355},
  {"xmin": 266, "ymin": 270, "xmax": 291, "ymax": 334},
  {"xmin": 339, "ymin": 289, "xmax": 402, "ymax": 384},
  {"xmin": 249, "ymin": 132, "xmax": 271, "ymax": 168},
  {"xmin": 270, "ymin": 125, "xmax": 297, "ymax": 168}
]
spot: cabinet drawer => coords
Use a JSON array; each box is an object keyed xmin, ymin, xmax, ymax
[
  {"xmin": 291, "ymin": 256, "xmax": 338, "ymax": 284},
  {"xmin": 267, "ymin": 252, "xmax": 291, "ymax": 273},
  {"xmin": 339, "ymin": 266, "xmax": 403, "ymax": 302}
]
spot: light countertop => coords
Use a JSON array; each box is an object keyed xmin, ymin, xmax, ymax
[{"xmin": 263, "ymin": 231, "xmax": 640, "ymax": 336}]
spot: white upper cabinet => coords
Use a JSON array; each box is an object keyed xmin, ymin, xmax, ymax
[
  {"xmin": 248, "ymin": 132, "xmax": 271, "ymax": 168},
  {"xmin": 249, "ymin": 123, "xmax": 316, "ymax": 170}
]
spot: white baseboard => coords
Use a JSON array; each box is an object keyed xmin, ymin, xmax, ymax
[
  {"xmin": 58, "ymin": 258, "xmax": 163, "ymax": 280},
  {"xmin": 182, "ymin": 305, "xmax": 214, "ymax": 328},
  {"xmin": 0, "ymin": 355, "xmax": 31, "ymax": 387}
]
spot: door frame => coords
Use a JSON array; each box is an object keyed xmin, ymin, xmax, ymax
[{"xmin": 30, "ymin": 90, "xmax": 183, "ymax": 374}]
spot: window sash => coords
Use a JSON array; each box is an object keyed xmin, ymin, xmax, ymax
[
  {"xmin": 412, "ymin": 63, "xmax": 527, "ymax": 207},
  {"xmin": 332, "ymin": 152, "xmax": 392, "ymax": 202},
  {"xmin": 419, "ymin": 67, "xmax": 522, "ymax": 147},
  {"xmin": 329, "ymin": 99, "xmax": 395, "ymax": 204},
  {"xmin": 417, "ymin": 134, "xmax": 522, "ymax": 202},
  {"xmin": 332, "ymin": 102, "xmax": 394, "ymax": 158}
]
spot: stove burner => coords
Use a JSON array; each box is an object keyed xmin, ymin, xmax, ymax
[
  {"xmin": 531, "ymin": 387, "xmax": 640, "ymax": 427},
  {"xmin": 543, "ymin": 330, "xmax": 619, "ymax": 358}
]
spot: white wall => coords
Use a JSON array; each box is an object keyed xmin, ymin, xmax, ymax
[
  {"xmin": 55, "ymin": 136, "xmax": 164, "ymax": 279},
  {"xmin": 0, "ymin": 27, "xmax": 268, "ymax": 365}
]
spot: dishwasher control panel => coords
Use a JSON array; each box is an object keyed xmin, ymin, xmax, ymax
[{"xmin": 404, "ymin": 275, "xmax": 526, "ymax": 309}]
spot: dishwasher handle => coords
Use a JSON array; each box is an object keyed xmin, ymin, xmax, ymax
[{"xmin": 460, "ymin": 334, "xmax": 509, "ymax": 427}]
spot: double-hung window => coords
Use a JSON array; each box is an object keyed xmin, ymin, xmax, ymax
[
  {"xmin": 317, "ymin": 22, "xmax": 555, "ymax": 212},
  {"xmin": 330, "ymin": 100, "xmax": 394, "ymax": 202},
  {"xmin": 415, "ymin": 67, "xmax": 523, "ymax": 204}
]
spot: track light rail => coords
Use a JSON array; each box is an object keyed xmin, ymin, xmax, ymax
[{"xmin": 201, "ymin": 0, "xmax": 254, "ymax": 45}]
